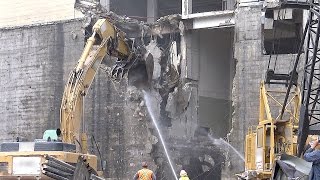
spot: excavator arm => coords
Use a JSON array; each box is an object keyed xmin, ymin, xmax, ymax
[{"xmin": 60, "ymin": 18, "xmax": 144, "ymax": 153}]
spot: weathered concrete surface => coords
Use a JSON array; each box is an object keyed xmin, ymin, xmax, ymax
[
  {"xmin": 224, "ymin": 5, "xmax": 263, "ymax": 179},
  {"xmin": 0, "ymin": 19, "xmax": 84, "ymax": 142},
  {"xmin": 224, "ymin": 4, "xmax": 299, "ymax": 178}
]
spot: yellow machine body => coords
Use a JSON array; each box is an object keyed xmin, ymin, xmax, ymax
[
  {"xmin": 244, "ymin": 82, "xmax": 300, "ymax": 179},
  {"xmin": 0, "ymin": 151, "xmax": 97, "ymax": 179},
  {"xmin": 60, "ymin": 18, "xmax": 132, "ymax": 152}
]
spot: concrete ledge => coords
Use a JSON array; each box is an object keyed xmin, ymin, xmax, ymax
[{"xmin": 182, "ymin": 10, "xmax": 235, "ymax": 29}]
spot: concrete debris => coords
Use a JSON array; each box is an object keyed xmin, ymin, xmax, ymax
[
  {"xmin": 166, "ymin": 85, "xmax": 191, "ymax": 118},
  {"xmin": 139, "ymin": 100, "xmax": 145, "ymax": 107},
  {"xmin": 76, "ymin": 1, "xmax": 181, "ymax": 39},
  {"xmin": 127, "ymin": 86, "xmax": 142, "ymax": 102},
  {"xmin": 202, "ymin": 165, "xmax": 210, "ymax": 172},
  {"xmin": 104, "ymin": 11, "xmax": 149, "ymax": 36},
  {"xmin": 138, "ymin": 112, "xmax": 145, "ymax": 117},
  {"xmin": 169, "ymin": 41, "xmax": 180, "ymax": 75},
  {"xmin": 150, "ymin": 135, "xmax": 159, "ymax": 145},
  {"xmin": 155, "ymin": 14, "xmax": 181, "ymax": 27},
  {"xmin": 145, "ymin": 41, "xmax": 162, "ymax": 80},
  {"xmin": 149, "ymin": 14, "xmax": 181, "ymax": 36},
  {"xmin": 204, "ymin": 154, "xmax": 215, "ymax": 166},
  {"xmin": 145, "ymin": 142, "xmax": 153, "ymax": 153},
  {"xmin": 75, "ymin": 1, "xmax": 149, "ymax": 37},
  {"xmin": 263, "ymin": 0, "xmax": 282, "ymax": 9},
  {"xmin": 74, "ymin": 0, "xmax": 101, "ymax": 14}
]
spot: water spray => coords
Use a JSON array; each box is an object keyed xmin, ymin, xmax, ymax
[
  {"xmin": 209, "ymin": 135, "xmax": 245, "ymax": 162},
  {"xmin": 143, "ymin": 90, "xmax": 178, "ymax": 180}
]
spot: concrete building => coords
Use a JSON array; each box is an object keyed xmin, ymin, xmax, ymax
[{"xmin": 0, "ymin": 0, "xmax": 304, "ymax": 179}]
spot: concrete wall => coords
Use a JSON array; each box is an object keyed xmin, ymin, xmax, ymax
[
  {"xmin": 225, "ymin": 5, "xmax": 263, "ymax": 178},
  {"xmin": 0, "ymin": 20, "xmax": 84, "ymax": 142}
]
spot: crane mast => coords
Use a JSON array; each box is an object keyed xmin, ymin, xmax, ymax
[
  {"xmin": 297, "ymin": 3, "xmax": 320, "ymax": 155},
  {"xmin": 278, "ymin": 1, "xmax": 320, "ymax": 156}
]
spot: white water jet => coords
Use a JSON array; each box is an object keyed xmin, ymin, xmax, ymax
[
  {"xmin": 209, "ymin": 135, "xmax": 245, "ymax": 162},
  {"xmin": 143, "ymin": 90, "xmax": 178, "ymax": 180}
]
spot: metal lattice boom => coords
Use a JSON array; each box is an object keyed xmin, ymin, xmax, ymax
[{"xmin": 298, "ymin": 3, "xmax": 320, "ymax": 155}]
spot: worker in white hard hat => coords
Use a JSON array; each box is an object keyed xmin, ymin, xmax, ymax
[{"xmin": 179, "ymin": 170, "xmax": 190, "ymax": 180}]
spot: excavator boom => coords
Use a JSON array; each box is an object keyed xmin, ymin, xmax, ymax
[{"xmin": 60, "ymin": 18, "xmax": 147, "ymax": 153}]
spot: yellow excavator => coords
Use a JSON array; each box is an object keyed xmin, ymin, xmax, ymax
[
  {"xmin": 241, "ymin": 0, "xmax": 320, "ymax": 179},
  {"xmin": 0, "ymin": 18, "xmax": 152, "ymax": 179}
]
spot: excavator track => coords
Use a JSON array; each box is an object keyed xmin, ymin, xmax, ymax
[{"xmin": 42, "ymin": 155, "xmax": 104, "ymax": 180}]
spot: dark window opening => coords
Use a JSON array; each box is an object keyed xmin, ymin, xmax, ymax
[
  {"xmin": 110, "ymin": 0, "xmax": 147, "ymax": 20},
  {"xmin": 264, "ymin": 9, "xmax": 303, "ymax": 55},
  {"xmin": 158, "ymin": 0, "xmax": 181, "ymax": 17},
  {"xmin": 193, "ymin": 0, "xmax": 223, "ymax": 12}
]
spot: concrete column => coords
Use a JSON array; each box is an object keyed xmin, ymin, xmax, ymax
[
  {"xmin": 182, "ymin": 0, "xmax": 192, "ymax": 19},
  {"xmin": 147, "ymin": 0, "xmax": 157, "ymax": 23},
  {"xmin": 100, "ymin": 0, "xmax": 110, "ymax": 11},
  {"xmin": 222, "ymin": 5, "xmax": 263, "ymax": 179},
  {"xmin": 180, "ymin": 28, "xmax": 199, "ymax": 80}
]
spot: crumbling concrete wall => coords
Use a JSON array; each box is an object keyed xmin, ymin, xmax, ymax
[
  {"xmin": 225, "ymin": 5, "xmax": 263, "ymax": 178},
  {"xmin": 0, "ymin": 18, "xmax": 158, "ymax": 179},
  {"xmin": 0, "ymin": 18, "xmax": 152, "ymax": 179},
  {"xmin": 146, "ymin": 43, "xmax": 224, "ymax": 180},
  {"xmin": 0, "ymin": 17, "xmax": 224, "ymax": 180}
]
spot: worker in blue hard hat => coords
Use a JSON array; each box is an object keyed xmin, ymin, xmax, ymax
[{"xmin": 304, "ymin": 135, "xmax": 320, "ymax": 180}]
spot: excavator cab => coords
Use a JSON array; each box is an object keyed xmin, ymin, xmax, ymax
[{"xmin": 42, "ymin": 129, "xmax": 59, "ymax": 141}]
